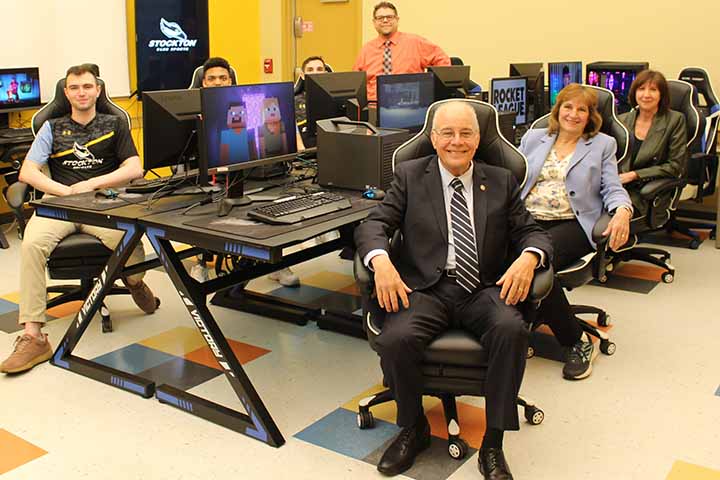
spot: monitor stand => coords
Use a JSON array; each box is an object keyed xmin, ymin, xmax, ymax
[{"xmin": 217, "ymin": 172, "xmax": 253, "ymax": 217}]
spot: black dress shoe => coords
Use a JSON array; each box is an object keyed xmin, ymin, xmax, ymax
[
  {"xmin": 478, "ymin": 448, "xmax": 513, "ymax": 480},
  {"xmin": 377, "ymin": 416, "xmax": 431, "ymax": 476}
]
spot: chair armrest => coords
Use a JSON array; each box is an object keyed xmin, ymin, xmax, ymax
[
  {"xmin": 639, "ymin": 178, "xmax": 685, "ymax": 199},
  {"xmin": 353, "ymin": 250, "xmax": 373, "ymax": 295},
  {"xmin": 528, "ymin": 265, "xmax": 553, "ymax": 303},
  {"xmin": 5, "ymin": 181, "xmax": 30, "ymax": 211},
  {"xmin": 591, "ymin": 212, "xmax": 612, "ymax": 246}
]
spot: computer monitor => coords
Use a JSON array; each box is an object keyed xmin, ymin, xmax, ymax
[
  {"xmin": 376, "ymin": 73, "xmax": 434, "ymax": 132},
  {"xmin": 491, "ymin": 77, "xmax": 528, "ymax": 126},
  {"xmin": 548, "ymin": 62, "xmax": 583, "ymax": 106},
  {"xmin": 0, "ymin": 67, "xmax": 41, "ymax": 113},
  {"xmin": 142, "ymin": 88, "xmax": 200, "ymax": 172},
  {"xmin": 428, "ymin": 66, "xmax": 471, "ymax": 100},
  {"xmin": 509, "ymin": 62, "xmax": 545, "ymax": 122},
  {"xmin": 201, "ymin": 81, "xmax": 297, "ymax": 177},
  {"xmin": 305, "ymin": 71, "xmax": 367, "ymax": 139},
  {"xmin": 586, "ymin": 61, "xmax": 649, "ymax": 113}
]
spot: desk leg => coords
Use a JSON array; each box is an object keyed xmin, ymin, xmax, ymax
[
  {"xmin": 51, "ymin": 221, "xmax": 155, "ymax": 398},
  {"xmin": 146, "ymin": 228, "xmax": 285, "ymax": 447}
]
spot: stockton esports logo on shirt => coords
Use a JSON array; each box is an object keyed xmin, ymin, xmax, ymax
[
  {"xmin": 62, "ymin": 142, "xmax": 103, "ymax": 170},
  {"xmin": 147, "ymin": 18, "xmax": 199, "ymax": 52}
]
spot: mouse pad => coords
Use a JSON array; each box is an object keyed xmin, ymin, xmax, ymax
[
  {"xmin": 41, "ymin": 191, "xmax": 153, "ymax": 211},
  {"xmin": 183, "ymin": 197, "xmax": 377, "ymax": 239}
]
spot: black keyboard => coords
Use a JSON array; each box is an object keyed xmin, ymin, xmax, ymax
[
  {"xmin": 125, "ymin": 176, "xmax": 187, "ymax": 194},
  {"xmin": 248, "ymin": 191, "xmax": 352, "ymax": 225},
  {"xmin": 0, "ymin": 128, "xmax": 32, "ymax": 139}
]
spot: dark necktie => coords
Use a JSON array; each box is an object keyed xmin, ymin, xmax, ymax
[
  {"xmin": 383, "ymin": 40, "xmax": 392, "ymax": 75},
  {"xmin": 450, "ymin": 178, "xmax": 480, "ymax": 293}
]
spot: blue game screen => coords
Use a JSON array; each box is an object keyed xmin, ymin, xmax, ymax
[{"xmin": 0, "ymin": 67, "xmax": 41, "ymax": 110}]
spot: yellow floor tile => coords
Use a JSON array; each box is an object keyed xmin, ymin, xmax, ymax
[
  {"xmin": 0, "ymin": 429, "xmax": 47, "ymax": 475},
  {"xmin": 138, "ymin": 326, "xmax": 208, "ymax": 356},
  {"xmin": 667, "ymin": 461, "xmax": 720, "ymax": 480},
  {"xmin": 301, "ymin": 271, "xmax": 356, "ymax": 291}
]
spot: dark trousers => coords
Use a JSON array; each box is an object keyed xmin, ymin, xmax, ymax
[
  {"xmin": 374, "ymin": 277, "xmax": 529, "ymax": 431},
  {"xmin": 535, "ymin": 219, "xmax": 594, "ymax": 346}
]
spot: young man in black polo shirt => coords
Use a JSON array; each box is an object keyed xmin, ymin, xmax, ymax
[{"xmin": 1, "ymin": 64, "xmax": 158, "ymax": 374}]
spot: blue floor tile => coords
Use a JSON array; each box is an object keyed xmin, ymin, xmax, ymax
[
  {"xmin": 0, "ymin": 297, "xmax": 18, "ymax": 315},
  {"xmin": 92, "ymin": 343, "xmax": 177, "ymax": 374},
  {"xmin": 295, "ymin": 408, "xmax": 399, "ymax": 460}
]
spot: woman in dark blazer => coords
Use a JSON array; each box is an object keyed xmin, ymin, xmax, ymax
[
  {"xmin": 519, "ymin": 83, "xmax": 633, "ymax": 381},
  {"xmin": 618, "ymin": 70, "xmax": 688, "ymax": 216}
]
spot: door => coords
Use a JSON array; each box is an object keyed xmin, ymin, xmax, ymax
[{"xmin": 287, "ymin": 0, "xmax": 362, "ymax": 80}]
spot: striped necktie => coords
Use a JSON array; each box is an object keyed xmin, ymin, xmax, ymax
[
  {"xmin": 450, "ymin": 178, "xmax": 480, "ymax": 293},
  {"xmin": 383, "ymin": 40, "xmax": 392, "ymax": 75}
]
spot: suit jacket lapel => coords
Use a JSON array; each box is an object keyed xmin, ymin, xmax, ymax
[
  {"xmin": 566, "ymin": 137, "xmax": 592, "ymax": 174},
  {"xmin": 472, "ymin": 162, "xmax": 488, "ymax": 267},
  {"xmin": 424, "ymin": 156, "xmax": 448, "ymax": 241},
  {"xmin": 636, "ymin": 111, "xmax": 668, "ymax": 166}
]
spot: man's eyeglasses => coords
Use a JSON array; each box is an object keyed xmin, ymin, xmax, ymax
[
  {"xmin": 374, "ymin": 14, "xmax": 397, "ymax": 22},
  {"xmin": 432, "ymin": 129, "xmax": 477, "ymax": 140}
]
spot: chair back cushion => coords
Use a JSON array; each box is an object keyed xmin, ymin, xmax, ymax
[
  {"xmin": 188, "ymin": 65, "xmax": 238, "ymax": 89},
  {"xmin": 393, "ymin": 99, "xmax": 528, "ymax": 186}
]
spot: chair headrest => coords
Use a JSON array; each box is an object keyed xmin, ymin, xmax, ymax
[
  {"xmin": 530, "ymin": 85, "xmax": 629, "ymax": 165},
  {"xmin": 188, "ymin": 65, "xmax": 238, "ymax": 89},
  {"xmin": 679, "ymin": 67, "xmax": 720, "ymax": 113},
  {"xmin": 668, "ymin": 79, "xmax": 702, "ymax": 150},
  {"xmin": 392, "ymin": 99, "xmax": 528, "ymax": 187},
  {"xmin": 31, "ymin": 77, "xmax": 131, "ymax": 136}
]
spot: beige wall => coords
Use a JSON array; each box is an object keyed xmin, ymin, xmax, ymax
[{"xmin": 361, "ymin": 0, "xmax": 720, "ymax": 91}]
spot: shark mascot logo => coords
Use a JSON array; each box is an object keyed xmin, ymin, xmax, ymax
[
  {"xmin": 61, "ymin": 142, "xmax": 102, "ymax": 169},
  {"xmin": 148, "ymin": 18, "xmax": 198, "ymax": 52}
]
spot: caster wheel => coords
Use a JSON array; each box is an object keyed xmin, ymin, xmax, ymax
[
  {"xmin": 357, "ymin": 410, "xmax": 375, "ymax": 429},
  {"xmin": 689, "ymin": 239, "xmax": 700, "ymax": 250},
  {"xmin": 448, "ymin": 438, "xmax": 468, "ymax": 460},
  {"xmin": 597, "ymin": 313, "xmax": 611, "ymax": 327},
  {"xmin": 525, "ymin": 406, "xmax": 544, "ymax": 425},
  {"xmin": 598, "ymin": 275, "xmax": 608, "ymax": 284},
  {"xmin": 101, "ymin": 306, "xmax": 112, "ymax": 333},
  {"xmin": 661, "ymin": 272, "xmax": 674, "ymax": 284},
  {"xmin": 605, "ymin": 262, "xmax": 614, "ymax": 273},
  {"xmin": 600, "ymin": 340, "xmax": 616, "ymax": 355},
  {"xmin": 526, "ymin": 346, "xmax": 535, "ymax": 359}
]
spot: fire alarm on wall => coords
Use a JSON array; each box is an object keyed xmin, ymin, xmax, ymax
[{"xmin": 263, "ymin": 58, "xmax": 273, "ymax": 74}]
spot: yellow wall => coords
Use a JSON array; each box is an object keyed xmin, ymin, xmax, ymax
[{"xmin": 361, "ymin": 0, "xmax": 720, "ymax": 90}]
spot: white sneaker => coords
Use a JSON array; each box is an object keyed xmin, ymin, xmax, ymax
[
  {"xmin": 190, "ymin": 263, "xmax": 210, "ymax": 282},
  {"xmin": 268, "ymin": 267, "xmax": 300, "ymax": 287}
]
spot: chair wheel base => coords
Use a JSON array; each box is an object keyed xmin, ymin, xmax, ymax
[{"xmin": 448, "ymin": 437, "xmax": 468, "ymax": 459}]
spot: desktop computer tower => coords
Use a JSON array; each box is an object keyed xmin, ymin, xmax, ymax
[{"xmin": 316, "ymin": 117, "xmax": 409, "ymax": 191}]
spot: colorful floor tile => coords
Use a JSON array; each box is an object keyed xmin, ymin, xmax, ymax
[
  {"xmin": 666, "ymin": 460, "xmax": 720, "ymax": 480},
  {"xmin": 46, "ymin": 299, "xmax": 82, "ymax": 319},
  {"xmin": 0, "ymin": 297, "xmax": 18, "ymax": 315},
  {"xmin": 300, "ymin": 271, "xmax": 356, "ymax": 291},
  {"xmin": 138, "ymin": 326, "xmax": 209, "ymax": 357},
  {"xmin": 184, "ymin": 338, "xmax": 270, "ymax": 370},
  {"xmin": 137, "ymin": 356, "xmax": 222, "ymax": 391},
  {"xmin": 92, "ymin": 343, "xmax": 177, "ymax": 374},
  {"xmin": 0, "ymin": 429, "xmax": 47, "ymax": 475},
  {"xmin": 299, "ymin": 385, "xmax": 484, "ymax": 480}
]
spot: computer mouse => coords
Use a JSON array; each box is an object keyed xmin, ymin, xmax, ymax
[
  {"xmin": 95, "ymin": 188, "xmax": 119, "ymax": 199},
  {"xmin": 362, "ymin": 188, "xmax": 385, "ymax": 200}
]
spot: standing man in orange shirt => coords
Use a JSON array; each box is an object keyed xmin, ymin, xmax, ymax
[{"xmin": 353, "ymin": 1, "xmax": 450, "ymax": 101}]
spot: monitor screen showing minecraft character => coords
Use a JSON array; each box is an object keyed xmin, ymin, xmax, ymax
[
  {"xmin": 201, "ymin": 82, "xmax": 297, "ymax": 173},
  {"xmin": 0, "ymin": 67, "xmax": 41, "ymax": 112}
]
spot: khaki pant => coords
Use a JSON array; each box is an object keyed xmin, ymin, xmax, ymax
[{"xmin": 19, "ymin": 213, "xmax": 146, "ymax": 325}]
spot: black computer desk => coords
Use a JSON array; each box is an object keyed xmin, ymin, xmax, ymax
[{"xmin": 32, "ymin": 187, "xmax": 376, "ymax": 448}]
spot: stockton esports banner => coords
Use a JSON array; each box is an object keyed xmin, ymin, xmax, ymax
[
  {"xmin": 492, "ymin": 78, "xmax": 527, "ymax": 125},
  {"xmin": 135, "ymin": 0, "xmax": 209, "ymax": 94}
]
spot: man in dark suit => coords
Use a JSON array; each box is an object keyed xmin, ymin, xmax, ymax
[{"xmin": 354, "ymin": 101, "xmax": 553, "ymax": 479}]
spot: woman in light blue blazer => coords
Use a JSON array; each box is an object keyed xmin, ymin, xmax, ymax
[{"xmin": 519, "ymin": 83, "xmax": 633, "ymax": 381}]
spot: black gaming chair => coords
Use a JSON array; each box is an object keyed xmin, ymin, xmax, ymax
[
  {"xmin": 354, "ymin": 99, "xmax": 552, "ymax": 460},
  {"xmin": 527, "ymin": 85, "xmax": 619, "ymax": 353},
  {"xmin": 188, "ymin": 64, "xmax": 238, "ymax": 89},
  {"xmin": 671, "ymin": 67, "xmax": 719, "ymax": 244},
  {"xmin": 3, "ymin": 74, "xmax": 144, "ymax": 333},
  {"xmin": 605, "ymin": 80, "xmax": 698, "ymax": 280}
]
